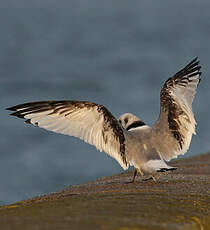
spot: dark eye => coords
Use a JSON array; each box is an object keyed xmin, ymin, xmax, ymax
[
  {"xmin": 119, "ymin": 120, "xmax": 122, "ymax": 124},
  {"xmin": 124, "ymin": 118, "xmax": 128, "ymax": 124}
]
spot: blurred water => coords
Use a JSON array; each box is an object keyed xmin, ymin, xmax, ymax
[{"xmin": 0, "ymin": 0, "xmax": 210, "ymax": 204}]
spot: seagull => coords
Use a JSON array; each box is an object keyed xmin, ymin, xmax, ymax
[{"xmin": 7, "ymin": 58, "xmax": 201, "ymax": 182}]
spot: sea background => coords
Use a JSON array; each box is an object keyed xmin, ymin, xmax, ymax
[{"xmin": 0, "ymin": 0, "xmax": 209, "ymax": 204}]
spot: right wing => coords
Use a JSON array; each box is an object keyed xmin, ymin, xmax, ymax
[{"xmin": 152, "ymin": 58, "xmax": 201, "ymax": 161}]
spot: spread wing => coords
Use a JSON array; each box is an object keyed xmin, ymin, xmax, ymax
[
  {"xmin": 7, "ymin": 101, "xmax": 128, "ymax": 169},
  {"xmin": 152, "ymin": 58, "xmax": 201, "ymax": 161}
]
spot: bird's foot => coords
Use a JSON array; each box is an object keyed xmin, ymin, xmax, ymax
[
  {"xmin": 142, "ymin": 176, "xmax": 153, "ymax": 182},
  {"xmin": 142, "ymin": 175, "xmax": 159, "ymax": 182}
]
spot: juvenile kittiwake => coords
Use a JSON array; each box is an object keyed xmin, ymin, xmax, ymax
[{"xmin": 7, "ymin": 58, "xmax": 201, "ymax": 182}]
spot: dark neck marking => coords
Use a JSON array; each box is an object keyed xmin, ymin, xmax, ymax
[{"xmin": 126, "ymin": 120, "xmax": 146, "ymax": 131}]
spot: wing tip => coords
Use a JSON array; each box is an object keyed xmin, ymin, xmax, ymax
[
  {"xmin": 187, "ymin": 57, "xmax": 201, "ymax": 71},
  {"xmin": 8, "ymin": 111, "xmax": 25, "ymax": 119},
  {"xmin": 173, "ymin": 57, "xmax": 202, "ymax": 81},
  {"xmin": 190, "ymin": 56, "xmax": 199, "ymax": 64},
  {"xmin": 6, "ymin": 106, "xmax": 17, "ymax": 111},
  {"xmin": 6, "ymin": 103, "xmax": 28, "ymax": 111}
]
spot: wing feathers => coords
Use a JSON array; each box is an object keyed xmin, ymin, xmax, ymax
[
  {"xmin": 153, "ymin": 58, "xmax": 201, "ymax": 161},
  {"xmin": 7, "ymin": 101, "xmax": 128, "ymax": 169}
]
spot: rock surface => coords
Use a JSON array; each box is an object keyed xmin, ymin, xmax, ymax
[{"xmin": 0, "ymin": 153, "xmax": 210, "ymax": 230}]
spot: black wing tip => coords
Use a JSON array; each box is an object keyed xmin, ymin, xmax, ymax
[
  {"xmin": 6, "ymin": 103, "xmax": 31, "ymax": 112},
  {"xmin": 9, "ymin": 111, "xmax": 25, "ymax": 118},
  {"xmin": 6, "ymin": 101, "xmax": 55, "ymax": 114},
  {"xmin": 186, "ymin": 57, "xmax": 201, "ymax": 70},
  {"xmin": 173, "ymin": 57, "xmax": 202, "ymax": 80},
  {"xmin": 197, "ymin": 66, "xmax": 201, "ymax": 71},
  {"xmin": 190, "ymin": 56, "xmax": 199, "ymax": 64},
  {"xmin": 6, "ymin": 101, "xmax": 54, "ymax": 111},
  {"xmin": 6, "ymin": 106, "xmax": 17, "ymax": 111}
]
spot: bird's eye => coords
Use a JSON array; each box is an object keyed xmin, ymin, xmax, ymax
[
  {"xmin": 119, "ymin": 120, "xmax": 122, "ymax": 124},
  {"xmin": 124, "ymin": 118, "xmax": 128, "ymax": 124}
]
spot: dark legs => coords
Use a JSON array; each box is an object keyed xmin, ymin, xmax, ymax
[
  {"xmin": 131, "ymin": 168, "xmax": 144, "ymax": 183},
  {"xmin": 131, "ymin": 169, "xmax": 138, "ymax": 183}
]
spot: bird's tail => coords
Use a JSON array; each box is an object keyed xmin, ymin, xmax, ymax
[{"xmin": 157, "ymin": 167, "xmax": 177, "ymax": 172}]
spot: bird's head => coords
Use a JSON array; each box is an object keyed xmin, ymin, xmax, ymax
[{"xmin": 118, "ymin": 113, "xmax": 146, "ymax": 131}]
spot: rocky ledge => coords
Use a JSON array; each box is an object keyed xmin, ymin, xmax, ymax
[{"xmin": 0, "ymin": 153, "xmax": 210, "ymax": 230}]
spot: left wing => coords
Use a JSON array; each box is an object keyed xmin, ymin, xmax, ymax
[{"xmin": 7, "ymin": 101, "xmax": 128, "ymax": 169}]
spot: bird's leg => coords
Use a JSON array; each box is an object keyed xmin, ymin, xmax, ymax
[
  {"xmin": 131, "ymin": 169, "xmax": 137, "ymax": 183},
  {"xmin": 131, "ymin": 168, "xmax": 144, "ymax": 183},
  {"xmin": 142, "ymin": 177, "xmax": 153, "ymax": 182},
  {"xmin": 138, "ymin": 168, "xmax": 144, "ymax": 177},
  {"xmin": 151, "ymin": 175, "xmax": 157, "ymax": 182}
]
